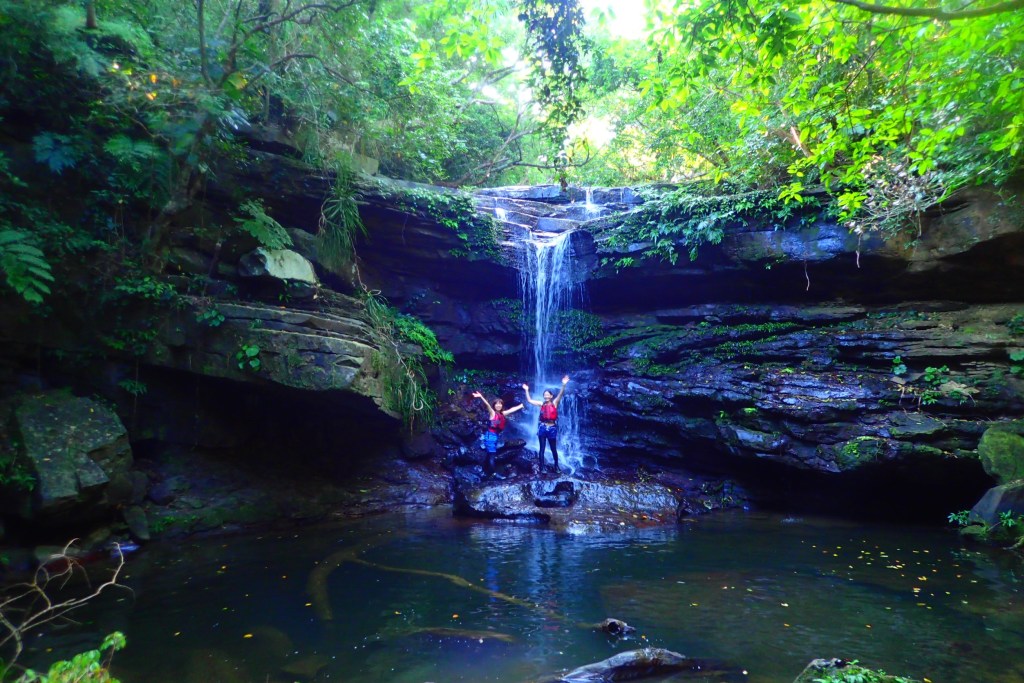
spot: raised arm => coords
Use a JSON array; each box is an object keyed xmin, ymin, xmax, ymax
[
  {"xmin": 471, "ymin": 391, "xmax": 496, "ymax": 419},
  {"xmin": 553, "ymin": 375, "xmax": 570, "ymax": 406},
  {"xmin": 522, "ymin": 383, "xmax": 543, "ymax": 407},
  {"xmin": 503, "ymin": 403, "xmax": 525, "ymax": 416}
]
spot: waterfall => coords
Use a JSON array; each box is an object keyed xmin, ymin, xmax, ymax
[
  {"xmin": 583, "ymin": 187, "xmax": 604, "ymax": 218},
  {"xmin": 517, "ymin": 229, "xmax": 584, "ymax": 473}
]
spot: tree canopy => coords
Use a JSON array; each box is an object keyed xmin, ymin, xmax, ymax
[{"xmin": 1, "ymin": 0, "xmax": 1022, "ymax": 307}]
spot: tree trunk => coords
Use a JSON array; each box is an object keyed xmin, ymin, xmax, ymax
[{"xmin": 85, "ymin": 0, "xmax": 98, "ymax": 29}]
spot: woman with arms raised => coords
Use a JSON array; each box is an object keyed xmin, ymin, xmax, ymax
[{"xmin": 522, "ymin": 375, "xmax": 570, "ymax": 474}]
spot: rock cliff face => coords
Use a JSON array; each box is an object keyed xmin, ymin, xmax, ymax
[
  {"xmin": 442, "ymin": 184, "xmax": 1023, "ymax": 516},
  {"xmin": 2, "ymin": 141, "xmax": 1022, "ymax": 541},
  {"xmin": 143, "ymin": 157, "xmax": 1024, "ymax": 517}
]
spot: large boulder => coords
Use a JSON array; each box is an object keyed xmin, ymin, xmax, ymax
[
  {"xmin": 238, "ymin": 247, "xmax": 318, "ymax": 285},
  {"xmin": 11, "ymin": 391, "xmax": 133, "ymax": 520},
  {"xmin": 969, "ymin": 480, "xmax": 1024, "ymax": 526},
  {"xmin": 978, "ymin": 422, "xmax": 1024, "ymax": 484}
]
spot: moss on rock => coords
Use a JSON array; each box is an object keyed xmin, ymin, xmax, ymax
[{"xmin": 978, "ymin": 424, "xmax": 1024, "ymax": 483}]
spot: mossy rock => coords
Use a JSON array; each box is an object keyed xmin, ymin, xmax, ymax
[
  {"xmin": 958, "ymin": 524, "xmax": 991, "ymax": 544},
  {"xmin": 835, "ymin": 437, "xmax": 885, "ymax": 470},
  {"xmin": 978, "ymin": 425, "xmax": 1024, "ymax": 484}
]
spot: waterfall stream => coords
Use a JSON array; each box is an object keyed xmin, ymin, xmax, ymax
[
  {"xmin": 483, "ymin": 187, "xmax": 610, "ymax": 474},
  {"xmin": 517, "ymin": 228, "xmax": 584, "ymax": 473}
]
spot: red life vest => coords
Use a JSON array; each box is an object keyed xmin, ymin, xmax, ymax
[
  {"xmin": 540, "ymin": 403, "xmax": 558, "ymax": 422},
  {"xmin": 489, "ymin": 412, "xmax": 507, "ymax": 433}
]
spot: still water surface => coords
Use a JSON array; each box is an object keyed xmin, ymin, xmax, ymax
[{"xmin": 31, "ymin": 510, "xmax": 1024, "ymax": 682}]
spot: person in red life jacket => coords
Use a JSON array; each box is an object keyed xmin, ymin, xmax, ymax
[
  {"xmin": 522, "ymin": 375, "xmax": 570, "ymax": 473},
  {"xmin": 471, "ymin": 392, "xmax": 524, "ymax": 476}
]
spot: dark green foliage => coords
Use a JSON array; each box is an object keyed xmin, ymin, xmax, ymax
[
  {"xmin": 394, "ymin": 314, "xmax": 454, "ymax": 366},
  {"xmin": 518, "ymin": 0, "xmax": 589, "ymax": 145},
  {"xmin": 1010, "ymin": 349, "xmax": 1024, "ymax": 376},
  {"xmin": 0, "ymin": 230, "xmax": 54, "ymax": 304},
  {"xmin": 1007, "ymin": 312, "xmax": 1024, "ymax": 336},
  {"xmin": 555, "ymin": 309, "xmax": 603, "ymax": 352},
  {"xmin": 11, "ymin": 631, "xmax": 126, "ymax": 682},
  {"xmin": 811, "ymin": 661, "xmax": 915, "ymax": 683},
  {"xmin": 384, "ymin": 185, "xmax": 501, "ymax": 260},
  {"xmin": 364, "ymin": 295, "xmax": 452, "ymax": 431},
  {"xmin": 32, "ymin": 133, "xmax": 81, "ymax": 175},
  {"xmin": 491, "ymin": 298, "xmax": 525, "ymax": 326},
  {"xmin": 0, "ymin": 443, "xmax": 35, "ymax": 493},
  {"xmin": 235, "ymin": 201, "xmax": 292, "ymax": 251},
  {"xmin": 235, "ymin": 343, "xmax": 261, "ymax": 372},
  {"xmin": 318, "ymin": 166, "xmax": 366, "ymax": 269},
  {"xmin": 606, "ymin": 186, "xmax": 820, "ymax": 264},
  {"xmin": 195, "ymin": 306, "xmax": 225, "ymax": 327}
]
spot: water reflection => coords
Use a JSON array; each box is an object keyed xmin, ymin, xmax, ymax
[{"xmin": 19, "ymin": 511, "xmax": 1024, "ymax": 683}]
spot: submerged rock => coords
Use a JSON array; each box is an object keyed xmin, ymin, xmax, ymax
[
  {"xmin": 591, "ymin": 617, "xmax": 636, "ymax": 637},
  {"xmin": 542, "ymin": 648, "xmax": 734, "ymax": 683},
  {"xmin": 279, "ymin": 653, "xmax": 330, "ymax": 680}
]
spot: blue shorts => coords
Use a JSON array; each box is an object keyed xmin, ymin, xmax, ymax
[
  {"xmin": 484, "ymin": 431, "xmax": 500, "ymax": 453},
  {"xmin": 538, "ymin": 423, "xmax": 558, "ymax": 441}
]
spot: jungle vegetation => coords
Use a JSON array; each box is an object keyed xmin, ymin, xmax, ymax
[
  {"xmin": 0, "ymin": 0, "xmax": 1021, "ymax": 400},
  {"xmin": 1, "ymin": 0, "xmax": 1020, "ymax": 296}
]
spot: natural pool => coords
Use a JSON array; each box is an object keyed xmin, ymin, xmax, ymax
[{"xmin": 26, "ymin": 510, "xmax": 1024, "ymax": 682}]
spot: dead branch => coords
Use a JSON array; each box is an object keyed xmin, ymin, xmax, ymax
[{"xmin": 0, "ymin": 541, "xmax": 129, "ymax": 667}]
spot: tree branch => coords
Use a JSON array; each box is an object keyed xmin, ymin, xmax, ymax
[
  {"xmin": 218, "ymin": 1, "xmax": 358, "ymax": 86},
  {"xmin": 197, "ymin": 0, "xmax": 211, "ymax": 84},
  {"xmin": 830, "ymin": 0, "xmax": 1024, "ymax": 19},
  {"xmin": 0, "ymin": 541, "xmax": 128, "ymax": 667}
]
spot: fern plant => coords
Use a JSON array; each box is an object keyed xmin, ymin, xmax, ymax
[
  {"xmin": 363, "ymin": 294, "xmax": 441, "ymax": 431},
  {"xmin": 318, "ymin": 166, "xmax": 366, "ymax": 269},
  {"xmin": 32, "ymin": 133, "xmax": 80, "ymax": 175},
  {"xmin": 0, "ymin": 230, "xmax": 54, "ymax": 304},
  {"xmin": 234, "ymin": 200, "xmax": 292, "ymax": 250}
]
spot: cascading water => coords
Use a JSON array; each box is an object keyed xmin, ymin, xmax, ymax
[
  {"xmin": 583, "ymin": 187, "xmax": 604, "ymax": 218},
  {"xmin": 517, "ymin": 229, "xmax": 584, "ymax": 473}
]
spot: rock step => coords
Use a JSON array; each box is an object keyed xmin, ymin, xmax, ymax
[
  {"xmin": 215, "ymin": 301, "xmax": 375, "ymax": 344},
  {"xmin": 474, "ymin": 185, "xmax": 646, "ymax": 205}
]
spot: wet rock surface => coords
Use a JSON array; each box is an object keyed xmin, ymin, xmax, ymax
[
  {"xmin": 540, "ymin": 647, "xmax": 745, "ymax": 683},
  {"xmin": 453, "ymin": 468, "xmax": 744, "ymax": 532},
  {"xmin": 5, "ymin": 391, "xmax": 133, "ymax": 522},
  {"xmin": 2, "ymin": 142, "xmax": 1023, "ymax": 542}
]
